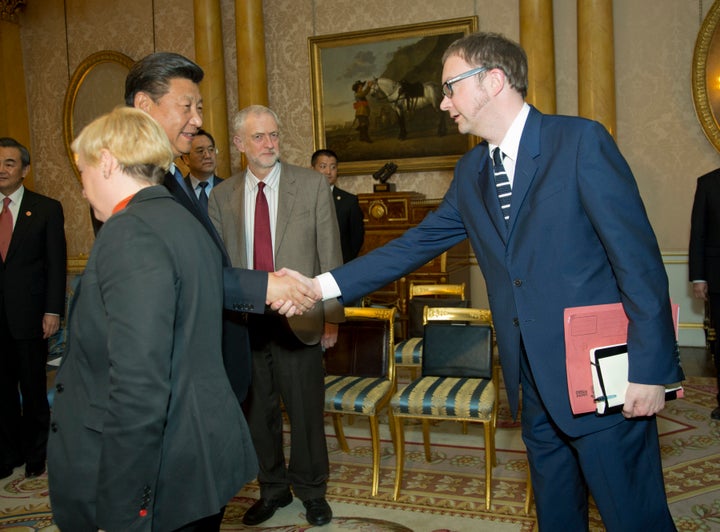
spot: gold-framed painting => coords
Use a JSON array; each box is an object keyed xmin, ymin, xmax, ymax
[
  {"xmin": 692, "ymin": 1, "xmax": 720, "ymax": 153},
  {"xmin": 309, "ymin": 17, "xmax": 478, "ymax": 176}
]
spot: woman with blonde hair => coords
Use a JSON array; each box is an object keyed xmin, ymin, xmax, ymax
[{"xmin": 47, "ymin": 107, "xmax": 257, "ymax": 531}]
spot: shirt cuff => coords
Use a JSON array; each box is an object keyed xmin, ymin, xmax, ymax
[{"xmin": 317, "ymin": 272, "xmax": 341, "ymax": 301}]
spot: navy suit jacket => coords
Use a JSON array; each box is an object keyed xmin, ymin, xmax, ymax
[
  {"xmin": 162, "ymin": 170, "xmax": 265, "ymax": 402},
  {"xmin": 331, "ymin": 106, "xmax": 683, "ymax": 437}
]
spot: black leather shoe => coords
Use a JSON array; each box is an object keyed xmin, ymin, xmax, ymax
[
  {"xmin": 712, "ymin": 407, "xmax": 720, "ymax": 420},
  {"xmin": 303, "ymin": 498, "xmax": 332, "ymax": 526},
  {"xmin": 25, "ymin": 462, "xmax": 46, "ymax": 479},
  {"xmin": 242, "ymin": 491, "xmax": 293, "ymax": 526}
]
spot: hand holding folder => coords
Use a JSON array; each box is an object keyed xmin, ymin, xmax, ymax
[
  {"xmin": 589, "ymin": 343, "xmax": 683, "ymax": 415},
  {"xmin": 564, "ymin": 302, "xmax": 682, "ymax": 415}
]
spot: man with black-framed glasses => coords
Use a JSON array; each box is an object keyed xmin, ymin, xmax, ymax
[{"xmin": 289, "ymin": 31, "xmax": 682, "ymax": 531}]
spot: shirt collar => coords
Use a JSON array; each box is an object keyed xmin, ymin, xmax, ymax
[
  {"xmin": 247, "ymin": 163, "xmax": 280, "ymax": 191},
  {"xmin": 3, "ymin": 185, "xmax": 25, "ymax": 206},
  {"xmin": 489, "ymin": 102, "xmax": 530, "ymax": 163}
]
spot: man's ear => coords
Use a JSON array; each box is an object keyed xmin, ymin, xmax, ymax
[
  {"xmin": 181, "ymin": 153, "xmax": 190, "ymax": 165},
  {"xmin": 488, "ymin": 68, "xmax": 506, "ymax": 97},
  {"xmin": 232, "ymin": 135, "xmax": 244, "ymax": 154},
  {"xmin": 134, "ymin": 91, "xmax": 153, "ymax": 113}
]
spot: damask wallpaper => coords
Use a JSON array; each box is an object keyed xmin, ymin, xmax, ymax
[{"xmin": 15, "ymin": 0, "xmax": 720, "ymax": 260}]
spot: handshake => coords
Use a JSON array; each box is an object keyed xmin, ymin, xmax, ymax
[{"xmin": 266, "ymin": 268, "xmax": 324, "ymax": 317}]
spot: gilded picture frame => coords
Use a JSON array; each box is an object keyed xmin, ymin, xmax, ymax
[
  {"xmin": 63, "ymin": 50, "xmax": 135, "ymax": 182},
  {"xmin": 309, "ymin": 17, "xmax": 478, "ymax": 176},
  {"xmin": 692, "ymin": 1, "xmax": 720, "ymax": 153}
]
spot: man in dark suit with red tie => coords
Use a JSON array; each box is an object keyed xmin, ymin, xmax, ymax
[
  {"xmin": 0, "ymin": 137, "xmax": 66, "ymax": 480},
  {"xmin": 689, "ymin": 167, "xmax": 720, "ymax": 419}
]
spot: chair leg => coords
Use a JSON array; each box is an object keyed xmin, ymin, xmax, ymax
[
  {"xmin": 332, "ymin": 413, "xmax": 349, "ymax": 452},
  {"xmin": 393, "ymin": 414, "xmax": 406, "ymax": 501},
  {"xmin": 483, "ymin": 422, "xmax": 492, "ymax": 510},
  {"xmin": 422, "ymin": 419, "xmax": 432, "ymax": 461},
  {"xmin": 524, "ymin": 465, "xmax": 533, "ymax": 515},
  {"xmin": 369, "ymin": 415, "xmax": 381, "ymax": 497}
]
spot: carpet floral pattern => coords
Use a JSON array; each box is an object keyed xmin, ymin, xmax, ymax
[{"xmin": 1, "ymin": 377, "xmax": 719, "ymax": 531}]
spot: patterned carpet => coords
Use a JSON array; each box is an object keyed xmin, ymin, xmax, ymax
[{"xmin": 1, "ymin": 376, "xmax": 718, "ymax": 531}]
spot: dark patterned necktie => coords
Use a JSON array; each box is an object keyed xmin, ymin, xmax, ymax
[
  {"xmin": 492, "ymin": 147, "xmax": 511, "ymax": 226},
  {"xmin": 197, "ymin": 181, "xmax": 209, "ymax": 214},
  {"xmin": 253, "ymin": 182, "xmax": 274, "ymax": 271}
]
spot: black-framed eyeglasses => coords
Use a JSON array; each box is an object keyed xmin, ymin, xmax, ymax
[{"xmin": 441, "ymin": 66, "xmax": 488, "ymax": 98}]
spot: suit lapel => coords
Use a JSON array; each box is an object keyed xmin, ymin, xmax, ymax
[
  {"xmin": 507, "ymin": 107, "xmax": 542, "ymax": 237},
  {"xmin": 5, "ymin": 190, "xmax": 38, "ymax": 261},
  {"xmin": 231, "ymin": 173, "xmax": 249, "ymax": 268},
  {"xmin": 275, "ymin": 163, "xmax": 297, "ymax": 254}
]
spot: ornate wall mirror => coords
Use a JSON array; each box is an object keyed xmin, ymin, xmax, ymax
[
  {"xmin": 692, "ymin": 1, "xmax": 720, "ymax": 153},
  {"xmin": 63, "ymin": 50, "xmax": 135, "ymax": 181}
]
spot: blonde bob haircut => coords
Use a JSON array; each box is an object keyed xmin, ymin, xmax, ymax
[{"xmin": 71, "ymin": 106, "xmax": 173, "ymax": 185}]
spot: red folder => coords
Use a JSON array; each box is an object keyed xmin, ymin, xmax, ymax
[{"xmin": 563, "ymin": 302, "xmax": 680, "ymax": 415}]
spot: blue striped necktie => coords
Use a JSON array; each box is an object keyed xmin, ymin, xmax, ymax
[{"xmin": 492, "ymin": 147, "xmax": 511, "ymax": 226}]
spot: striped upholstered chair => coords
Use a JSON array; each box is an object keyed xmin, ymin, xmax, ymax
[
  {"xmin": 323, "ymin": 306, "xmax": 396, "ymax": 496},
  {"xmin": 393, "ymin": 283, "xmax": 466, "ymax": 380},
  {"xmin": 390, "ymin": 306, "xmax": 497, "ymax": 508}
]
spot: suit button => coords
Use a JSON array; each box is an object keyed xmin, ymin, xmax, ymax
[
  {"xmin": 51, "ymin": 422, "xmax": 58, "ymax": 433},
  {"xmin": 513, "ymin": 318, "xmax": 520, "ymax": 327},
  {"xmin": 55, "ymin": 383, "xmax": 64, "ymax": 393},
  {"xmin": 513, "ymin": 279, "xmax": 522, "ymax": 287}
]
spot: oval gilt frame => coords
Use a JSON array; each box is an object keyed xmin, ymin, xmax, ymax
[
  {"xmin": 692, "ymin": 2, "xmax": 720, "ymax": 153},
  {"xmin": 63, "ymin": 50, "xmax": 135, "ymax": 182}
]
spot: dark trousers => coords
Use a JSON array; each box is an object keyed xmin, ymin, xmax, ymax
[
  {"xmin": 244, "ymin": 314, "xmax": 328, "ymax": 502},
  {"xmin": 0, "ymin": 307, "xmax": 50, "ymax": 469},
  {"xmin": 709, "ymin": 291, "xmax": 720, "ymax": 406},
  {"xmin": 520, "ymin": 346, "xmax": 676, "ymax": 531}
]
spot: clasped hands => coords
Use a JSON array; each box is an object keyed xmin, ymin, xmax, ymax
[{"xmin": 266, "ymin": 268, "xmax": 323, "ymax": 317}]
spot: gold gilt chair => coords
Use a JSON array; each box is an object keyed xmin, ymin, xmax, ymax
[
  {"xmin": 390, "ymin": 306, "xmax": 498, "ymax": 508},
  {"xmin": 394, "ymin": 282, "xmax": 467, "ymax": 380},
  {"xmin": 323, "ymin": 306, "xmax": 396, "ymax": 496}
]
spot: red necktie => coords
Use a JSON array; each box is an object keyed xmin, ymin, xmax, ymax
[
  {"xmin": 253, "ymin": 182, "xmax": 274, "ymax": 271},
  {"xmin": 0, "ymin": 197, "xmax": 12, "ymax": 261}
]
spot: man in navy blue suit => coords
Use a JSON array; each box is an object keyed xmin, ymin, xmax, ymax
[{"xmin": 286, "ymin": 32, "xmax": 683, "ymax": 530}]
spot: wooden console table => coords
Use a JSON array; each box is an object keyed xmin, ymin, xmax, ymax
[{"xmin": 356, "ymin": 191, "xmax": 471, "ymax": 339}]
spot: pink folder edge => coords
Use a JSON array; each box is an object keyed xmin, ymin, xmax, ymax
[{"xmin": 563, "ymin": 302, "xmax": 680, "ymax": 415}]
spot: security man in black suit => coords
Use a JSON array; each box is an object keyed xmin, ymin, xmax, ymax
[
  {"xmin": 311, "ymin": 149, "xmax": 364, "ymax": 263},
  {"xmin": 689, "ymin": 167, "xmax": 720, "ymax": 420}
]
